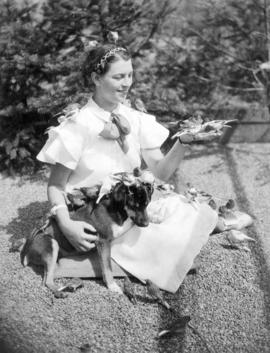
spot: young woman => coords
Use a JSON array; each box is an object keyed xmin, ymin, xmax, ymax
[{"xmin": 37, "ymin": 44, "xmax": 236, "ymax": 293}]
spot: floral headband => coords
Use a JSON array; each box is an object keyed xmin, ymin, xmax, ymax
[{"xmin": 94, "ymin": 47, "xmax": 127, "ymax": 73}]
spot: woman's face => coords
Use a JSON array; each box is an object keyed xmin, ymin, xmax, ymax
[{"xmin": 94, "ymin": 58, "xmax": 133, "ymax": 105}]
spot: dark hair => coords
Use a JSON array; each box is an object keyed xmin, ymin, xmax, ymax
[{"xmin": 81, "ymin": 44, "xmax": 131, "ymax": 88}]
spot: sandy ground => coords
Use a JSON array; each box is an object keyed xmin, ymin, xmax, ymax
[{"xmin": 0, "ymin": 143, "xmax": 270, "ymax": 353}]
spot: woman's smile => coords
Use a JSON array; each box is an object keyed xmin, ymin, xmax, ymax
[
  {"xmin": 117, "ymin": 89, "xmax": 129, "ymax": 96},
  {"xmin": 94, "ymin": 59, "xmax": 133, "ymax": 109}
]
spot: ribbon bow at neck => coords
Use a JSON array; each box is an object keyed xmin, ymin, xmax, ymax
[{"xmin": 99, "ymin": 112, "xmax": 131, "ymax": 153}]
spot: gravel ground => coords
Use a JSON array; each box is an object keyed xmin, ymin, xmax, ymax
[{"xmin": 0, "ymin": 143, "xmax": 270, "ymax": 353}]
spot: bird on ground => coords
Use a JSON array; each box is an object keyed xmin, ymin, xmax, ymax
[
  {"xmin": 227, "ymin": 230, "xmax": 255, "ymax": 244},
  {"xmin": 58, "ymin": 278, "xmax": 84, "ymax": 293},
  {"xmin": 158, "ymin": 316, "xmax": 191, "ymax": 338},
  {"xmin": 9, "ymin": 238, "xmax": 25, "ymax": 252},
  {"xmin": 79, "ymin": 343, "xmax": 91, "ymax": 353},
  {"xmin": 123, "ymin": 277, "xmax": 137, "ymax": 304},
  {"xmin": 145, "ymin": 279, "xmax": 171, "ymax": 310}
]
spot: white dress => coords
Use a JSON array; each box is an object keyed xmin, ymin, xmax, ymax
[{"xmin": 37, "ymin": 98, "xmax": 217, "ymax": 293}]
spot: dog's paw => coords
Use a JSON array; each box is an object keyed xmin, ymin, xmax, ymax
[{"xmin": 108, "ymin": 282, "xmax": 123, "ymax": 294}]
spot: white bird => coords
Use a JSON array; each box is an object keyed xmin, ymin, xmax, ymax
[
  {"xmin": 96, "ymin": 175, "xmax": 119, "ymax": 203},
  {"xmin": 107, "ymin": 31, "xmax": 119, "ymax": 44},
  {"xmin": 227, "ymin": 230, "xmax": 255, "ymax": 244},
  {"xmin": 203, "ymin": 119, "xmax": 238, "ymax": 132},
  {"xmin": 260, "ymin": 61, "xmax": 270, "ymax": 70},
  {"xmin": 133, "ymin": 98, "xmax": 147, "ymax": 112},
  {"xmin": 140, "ymin": 170, "xmax": 155, "ymax": 184}
]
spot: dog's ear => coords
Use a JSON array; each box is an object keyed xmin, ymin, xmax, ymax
[
  {"xmin": 112, "ymin": 182, "xmax": 127, "ymax": 203},
  {"xmin": 67, "ymin": 189, "xmax": 87, "ymax": 209},
  {"xmin": 144, "ymin": 182, "xmax": 154, "ymax": 197},
  {"xmin": 80, "ymin": 185, "xmax": 101, "ymax": 201}
]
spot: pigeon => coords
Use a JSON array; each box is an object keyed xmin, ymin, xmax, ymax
[
  {"xmin": 171, "ymin": 118, "xmax": 238, "ymax": 142},
  {"xmin": 218, "ymin": 204, "xmax": 235, "ymax": 218},
  {"xmin": 158, "ymin": 316, "xmax": 191, "ymax": 338},
  {"xmin": 208, "ymin": 198, "xmax": 217, "ymax": 210},
  {"xmin": 123, "ymin": 277, "xmax": 137, "ymax": 304},
  {"xmin": 145, "ymin": 279, "xmax": 171, "ymax": 310},
  {"xmin": 218, "ymin": 205, "xmax": 230, "ymax": 216},
  {"xmin": 96, "ymin": 175, "xmax": 119, "ymax": 203},
  {"xmin": 79, "ymin": 343, "xmax": 91, "ymax": 353},
  {"xmin": 57, "ymin": 104, "xmax": 80, "ymax": 123},
  {"xmin": 133, "ymin": 98, "xmax": 147, "ymax": 112},
  {"xmin": 106, "ymin": 31, "xmax": 119, "ymax": 44},
  {"xmin": 53, "ymin": 290, "xmax": 68, "ymax": 299},
  {"xmin": 58, "ymin": 278, "xmax": 84, "ymax": 293},
  {"xmin": 203, "ymin": 119, "xmax": 238, "ymax": 133},
  {"xmin": 9, "ymin": 238, "xmax": 26, "ymax": 252},
  {"xmin": 260, "ymin": 61, "xmax": 270, "ymax": 70},
  {"xmin": 225, "ymin": 199, "xmax": 235, "ymax": 209},
  {"xmin": 140, "ymin": 170, "xmax": 155, "ymax": 185},
  {"xmin": 227, "ymin": 230, "xmax": 255, "ymax": 244}
]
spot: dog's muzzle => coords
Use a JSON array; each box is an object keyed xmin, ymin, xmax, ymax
[{"xmin": 131, "ymin": 211, "xmax": 149, "ymax": 227}]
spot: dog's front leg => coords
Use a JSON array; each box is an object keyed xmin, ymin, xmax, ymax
[{"xmin": 96, "ymin": 239, "xmax": 123, "ymax": 294}]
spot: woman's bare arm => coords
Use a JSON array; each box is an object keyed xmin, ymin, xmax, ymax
[
  {"xmin": 141, "ymin": 139, "xmax": 186, "ymax": 181},
  {"xmin": 48, "ymin": 163, "xmax": 72, "ymax": 223},
  {"xmin": 48, "ymin": 163, "xmax": 97, "ymax": 251}
]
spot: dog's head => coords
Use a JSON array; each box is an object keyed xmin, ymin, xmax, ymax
[
  {"xmin": 111, "ymin": 171, "xmax": 154, "ymax": 227},
  {"xmin": 125, "ymin": 181, "xmax": 153, "ymax": 227},
  {"xmin": 67, "ymin": 169, "xmax": 154, "ymax": 227}
]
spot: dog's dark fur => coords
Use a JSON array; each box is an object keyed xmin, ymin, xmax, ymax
[{"xmin": 21, "ymin": 170, "xmax": 153, "ymax": 294}]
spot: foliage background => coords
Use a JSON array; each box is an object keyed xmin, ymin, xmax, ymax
[{"xmin": 0, "ymin": 0, "xmax": 269, "ymax": 174}]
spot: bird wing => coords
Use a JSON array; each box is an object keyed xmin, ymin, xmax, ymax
[{"xmin": 228, "ymin": 230, "xmax": 255, "ymax": 242}]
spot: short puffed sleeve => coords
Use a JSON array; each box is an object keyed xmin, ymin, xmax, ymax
[
  {"xmin": 139, "ymin": 112, "xmax": 169, "ymax": 149},
  {"xmin": 37, "ymin": 117, "xmax": 88, "ymax": 170}
]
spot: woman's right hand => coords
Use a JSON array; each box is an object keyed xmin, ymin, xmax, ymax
[{"xmin": 60, "ymin": 219, "xmax": 98, "ymax": 252}]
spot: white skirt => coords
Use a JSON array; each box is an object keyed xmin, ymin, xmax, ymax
[
  {"xmin": 111, "ymin": 194, "xmax": 218, "ymax": 293},
  {"xmin": 55, "ymin": 193, "xmax": 218, "ymax": 293}
]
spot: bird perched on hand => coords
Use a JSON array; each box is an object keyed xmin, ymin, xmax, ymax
[
  {"xmin": 145, "ymin": 279, "xmax": 171, "ymax": 310},
  {"xmin": 203, "ymin": 119, "xmax": 237, "ymax": 133},
  {"xmin": 123, "ymin": 277, "xmax": 137, "ymax": 304}
]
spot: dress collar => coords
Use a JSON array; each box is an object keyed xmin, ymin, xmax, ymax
[{"xmin": 87, "ymin": 96, "xmax": 121, "ymax": 123}]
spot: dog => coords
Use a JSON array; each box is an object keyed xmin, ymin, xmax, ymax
[{"xmin": 20, "ymin": 168, "xmax": 154, "ymax": 295}]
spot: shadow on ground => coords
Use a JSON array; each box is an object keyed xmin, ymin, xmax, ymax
[{"xmin": 1, "ymin": 201, "xmax": 49, "ymax": 244}]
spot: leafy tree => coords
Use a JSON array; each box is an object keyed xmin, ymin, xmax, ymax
[
  {"xmin": 179, "ymin": 0, "xmax": 270, "ymax": 111},
  {"xmin": 0, "ymin": 0, "xmax": 174, "ymax": 174},
  {"xmin": 2, "ymin": 0, "xmax": 269, "ymax": 175}
]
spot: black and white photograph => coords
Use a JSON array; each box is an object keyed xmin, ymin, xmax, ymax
[{"xmin": 0, "ymin": 0, "xmax": 270, "ymax": 352}]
